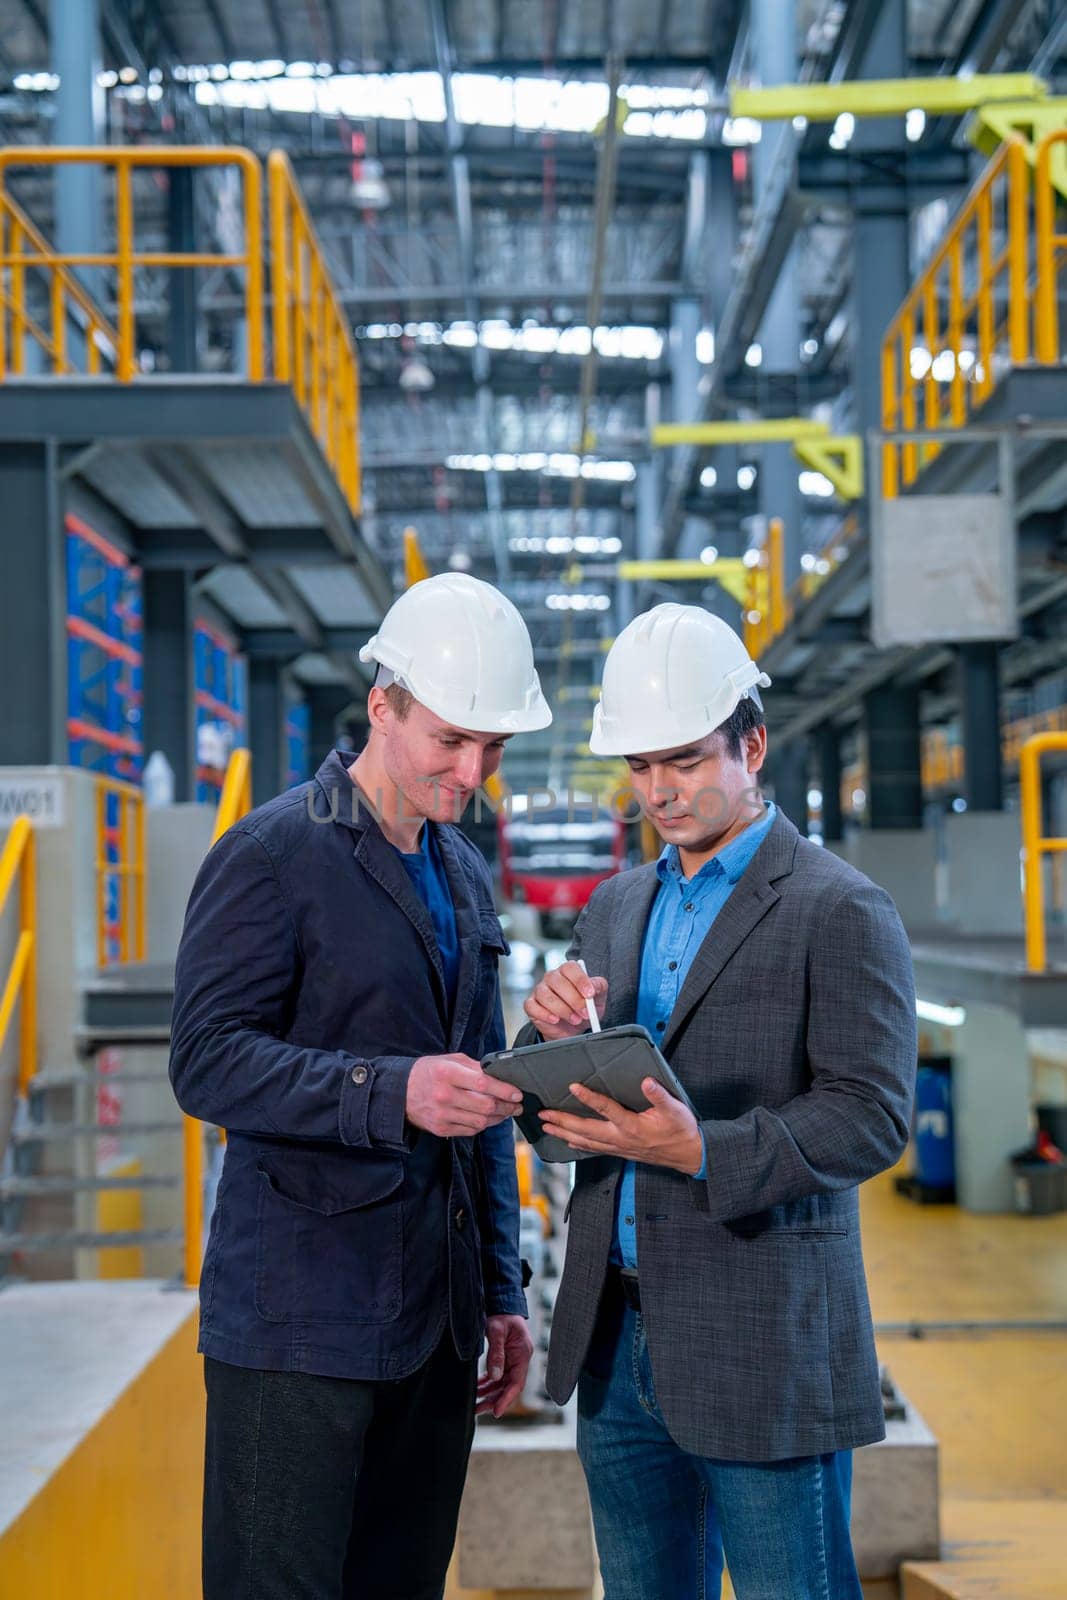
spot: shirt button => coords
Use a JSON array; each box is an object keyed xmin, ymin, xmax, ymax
[
  {"xmin": 668, "ymin": 960, "xmax": 678, "ymax": 971},
  {"xmin": 684, "ymin": 902, "xmax": 695, "ymax": 913},
  {"xmin": 351, "ymin": 1066, "xmax": 368, "ymax": 1086},
  {"xmin": 624, "ymin": 1216, "xmax": 635, "ymax": 1227},
  {"xmin": 656, "ymin": 1020, "xmax": 666, "ymax": 1032}
]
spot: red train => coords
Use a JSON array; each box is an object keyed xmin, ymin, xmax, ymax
[{"xmin": 498, "ymin": 802, "xmax": 627, "ymax": 941}]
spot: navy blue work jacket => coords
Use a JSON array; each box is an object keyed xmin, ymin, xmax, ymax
[{"xmin": 169, "ymin": 750, "xmax": 526, "ymax": 1380}]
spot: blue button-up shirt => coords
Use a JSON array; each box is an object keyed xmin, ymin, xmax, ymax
[{"xmin": 611, "ymin": 803, "xmax": 777, "ymax": 1268}]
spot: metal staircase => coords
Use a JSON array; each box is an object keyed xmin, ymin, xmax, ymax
[{"xmin": 0, "ymin": 752, "xmax": 251, "ymax": 1285}]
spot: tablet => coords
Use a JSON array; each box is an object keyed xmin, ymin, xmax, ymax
[{"xmin": 483, "ymin": 1024, "xmax": 696, "ymax": 1163}]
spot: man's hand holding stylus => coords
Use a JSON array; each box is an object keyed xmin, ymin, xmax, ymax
[{"xmin": 523, "ymin": 960, "xmax": 609, "ymax": 1040}]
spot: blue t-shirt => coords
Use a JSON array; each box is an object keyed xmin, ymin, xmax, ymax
[{"xmin": 394, "ymin": 824, "xmax": 461, "ymax": 1014}]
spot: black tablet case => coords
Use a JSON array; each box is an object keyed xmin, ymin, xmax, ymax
[{"xmin": 483, "ymin": 1024, "xmax": 696, "ymax": 1163}]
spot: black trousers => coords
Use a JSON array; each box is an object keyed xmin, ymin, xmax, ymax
[{"xmin": 203, "ymin": 1336, "xmax": 478, "ymax": 1600}]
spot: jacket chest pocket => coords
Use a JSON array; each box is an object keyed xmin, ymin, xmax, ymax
[
  {"xmin": 479, "ymin": 909, "xmax": 510, "ymax": 968},
  {"xmin": 254, "ymin": 1152, "xmax": 404, "ymax": 1326}
]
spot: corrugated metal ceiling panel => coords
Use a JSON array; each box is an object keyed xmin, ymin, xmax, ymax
[
  {"xmin": 286, "ymin": 565, "xmax": 381, "ymax": 628},
  {"xmin": 200, "ymin": 564, "xmax": 289, "ymax": 625}
]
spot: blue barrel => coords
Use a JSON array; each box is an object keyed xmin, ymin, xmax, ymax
[{"xmin": 914, "ymin": 1060, "xmax": 955, "ymax": 1188}]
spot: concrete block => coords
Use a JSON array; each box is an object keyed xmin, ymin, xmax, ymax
[
  {"xmin": 0, "ymin": 1281, "xmax": 202, "ymax": 1596},
  {"xmin": 853, "ymin": 1388, "xmax": 940, "ymax": 1580},
  {"xmin": 457, "ymin": 1410, "xmax": 595, "ymax": 1593},
  {"xmin": 953, "ymin": 1002, "xmax": 1032, "ymax": 1212},
  {"xmin": 146, "ymin": 802, "xmax": 214, "ymax": 965},
  {"xmin": 941, "ymin": 811, "xmax": 1024, "ymax": 937},
  {"xmin": 457, "ymin": 1386, "xmax": 937, "ymax": 1590},
  {"xmin": 839, "ymin": 828, "xmax": 940, "ymax": 934}
]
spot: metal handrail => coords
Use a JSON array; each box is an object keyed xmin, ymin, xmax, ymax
[
  {"xmin": 0, "ymin": 146, "xmax": 264, "ymax": 382},
  {"xmin": 268, "ymin": 150, "xmax": 361, "ymax": 514},
  {"xmin": 881, "ymin": 137, "xmax": 1032, "ymax": 497},
  {"xmin": 1019, "ymin": 732, "xmax": 1067, "ymax": 973},
  {"xmin": 0, "ymin": 816, "xmax": 37, "ymax": 1098},
  {"xmin": 0, "ymin": 189, "xmax": 118, "ymax": 376},
  {"xmin": 184, "ymin": 747, "xmax": 253, "ymax": 1288},
  {"xmin": 743, "ymin": 517, "xmax": 788, "ymax": 657},
  {"xmin": 0, "ymin": 145, "xmax": 362, "ymax": 517},
  {"xmin": 94, "ymin": 775, "xmax": 146, "ymax": 968},
  {"xmin": 1034, "ymin": 129, "xmax": 1067, "ymax": 362}
]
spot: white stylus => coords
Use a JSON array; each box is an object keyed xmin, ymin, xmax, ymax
[{"xmin": 576, "ymin": 958, "xmax": 602, "ymax": 1034}]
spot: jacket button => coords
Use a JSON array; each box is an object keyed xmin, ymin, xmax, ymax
[
  {"xmin": 455, "ymin": 1208, "xmax": 467, "ymax": 1231},
  {"xmin": 351, "ymin": 1065, "xmax": 368, "ymax": 1086}
]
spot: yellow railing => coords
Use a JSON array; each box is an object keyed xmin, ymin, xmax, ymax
[
  {"xmin": 184, "ymin": 747, "xmax": 252, "ymax": 1288},
  {"xmin": 1034, "ymin": 129, "xmax": 1067, "ymax": 362},
  {"xmin": 743, "ymin": 511, "xmax": 862, "ymax": 658},
  {"xmin": 0, "ymin": 816, "xmax": 37, "ymax": 1099},
  {"xmin": 94, "ymin": 775, "xmax": 146, "ymax": 968},
  {"xmin": 268, "ymin": 151, "xmax": 361, "ymax": 514},
  {"xmin": 744, "ymin": 517, "xmax": 792, "ymax": 656},
  {"xmin": 1019, "ymin": 732, "xmax": 1067, "ymax": 973},
  {"xmin": 0, "ymin": 189, "xmax": 118, "ymax": 377},
  {"xmin": 0, "ymin": 146, "xmax": 264, "ymax": 383},
  {"xmin": 0, "ymin": 145, "xmax": 361, "ymax": 516},
  {"xmin": 881, "ymin": 129, "xmax": 1067, "ymax": 496}
]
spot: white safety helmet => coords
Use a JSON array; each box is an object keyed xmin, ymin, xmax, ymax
[
  {"xmin": 359, "ymin": 572, "xmax": 552, "ymax": 734},
  {"xmin": 589, "ymin": 603, "xmax": 770, "ymax": 757}
]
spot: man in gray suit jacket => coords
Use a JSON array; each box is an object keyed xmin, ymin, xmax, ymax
[{"xmin": 521, "ymin": 604, "xmax": 916, "ymax": 1600}]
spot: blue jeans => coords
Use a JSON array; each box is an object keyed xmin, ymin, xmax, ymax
[{"xmin": 576, "ymin": 1303, "xmax": 862, "ymax": 1600}]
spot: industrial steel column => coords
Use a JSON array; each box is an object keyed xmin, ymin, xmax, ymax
[
  {"xmin": 754, "ymin": 0, "xmax": 803, "ymax": 583},
  {"xmin": 816, "ymin": 723, "xmax": 844, "ymax": 843},
  {"xmin": 958, "ymin": 643, "xmax": 1004, "ymax": 812},
  {"xmin": 0, "ymin": 444, "xmax": 66, "ymax": 765},
  {"xmin": 50, "ymin": 0, "xmax": 103, "ymax": 287},
  {"xmin": 670, "ymin": 297, "xmax": 704, "ymax": 562},
  {"xmin": 167, "ymin": 168, "xmax": 197, "ymax": 374},
  {"xmin": 707, "ymin": 152, "xmax": 741, "ymax": 544},
  {"xmin": 308, "ymin": 684, "xmax": 356, "ymax": 771},
  {"xmin": 865, "ymin": 684, "xmax": 923, "ymax": 830},
  {"xmin": 851, "ymin": 0, "xmax": 910, "ymax": 434},
  {"xmin": 250, "ymin": 660, "xmax": 284, "ymax": 806},
  {"xmin": 767, "ymin": 741, "xmax": 809, "ymax": 832},
  {"xmin": 142, "ymin": 572, "xmax": 195, "ymax": 801}
]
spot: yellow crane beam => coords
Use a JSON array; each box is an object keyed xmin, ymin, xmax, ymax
[
  {"xmin": 730, "ymin": 73, "xmax": 1046, "ymax": 123},
  {"xmin": 971, "ymin": 100, "xmax": 1067, "ymax": 197},
  {"xmin": 792, "ymin": 435, "xmax": 864, "ymax": 500},
  {"xmin": 651, "ymin": 418, "xmax": 828, "ymax": 448},
  {"xmin": 617, "ymin": 558, "xmax": 752, "ymax": 606}
]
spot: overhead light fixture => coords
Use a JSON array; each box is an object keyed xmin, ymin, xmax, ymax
[
  {"xmin": 398, "ymin": 353, "xmax": 435, "ymax": 392},
  {"xmin": 352, "ymin": 156, "xmax": 391, "ymax": 210}
]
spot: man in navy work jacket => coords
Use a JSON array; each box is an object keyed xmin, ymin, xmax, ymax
[
  {"xmin": 520, "ymin": 605, "xmax": 917, "ymax": 1600},
  {"xmin": 170, "ymin": 573, "xmax": 553, "ymax": 1600}
]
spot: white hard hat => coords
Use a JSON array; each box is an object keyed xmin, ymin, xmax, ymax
[
  {"xmin": 359, "ymin": 572, "xmax": 552, "ymax": 734},
  {"xmin": 589, "ymin": 603, "xmax": 770, "ymax": 757}
]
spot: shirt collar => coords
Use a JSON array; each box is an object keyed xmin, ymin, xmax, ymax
[{"xmin": 655, "ymin": 802, "xmax": 777, "ymax": 887}]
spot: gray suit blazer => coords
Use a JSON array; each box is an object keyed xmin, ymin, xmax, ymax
[{"xmin": 532, "ymin": 808, "xmax": 916, "ymax": 1462}]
